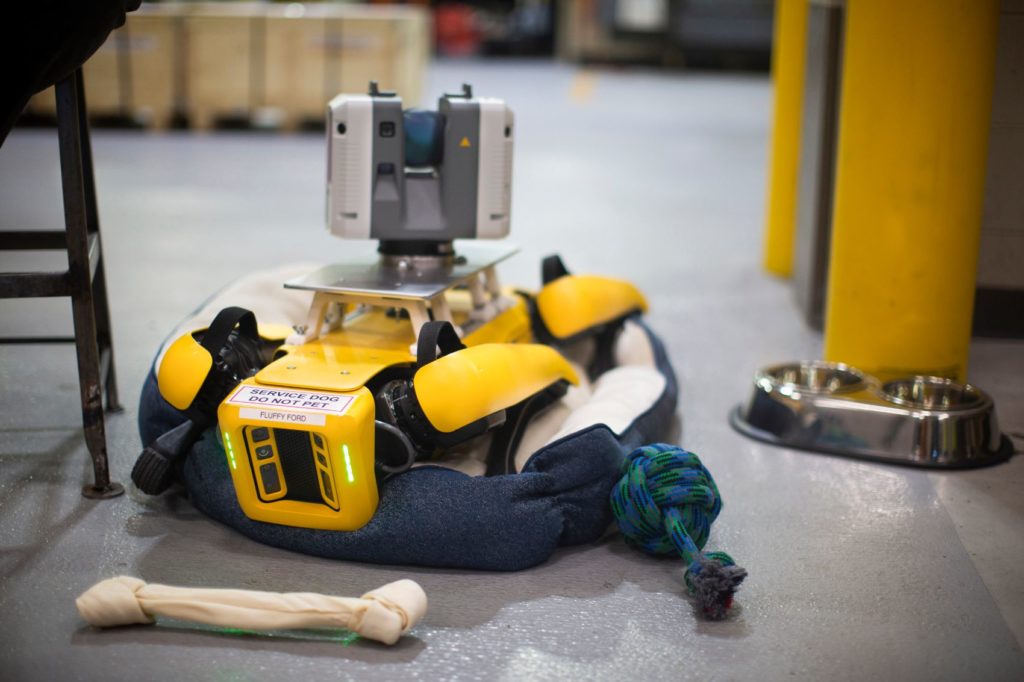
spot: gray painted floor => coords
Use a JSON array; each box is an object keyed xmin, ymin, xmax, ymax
[{"xmin": 2, "ymin": 60, "xmax": 1023, "ymax": 681}]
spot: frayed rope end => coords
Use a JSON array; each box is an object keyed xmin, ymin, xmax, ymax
[{"xmin": 685, "ymin": 554, "xmax": 747, "ymax": 621}]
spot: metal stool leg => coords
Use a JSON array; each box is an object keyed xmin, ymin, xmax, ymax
[
  {"xmin": 56, "ymin": 71, "xmax": 124, "ymax": 499},
  {"xmin": 91, "ymin": 257, "xmax": 121, "ymax": 413},
  {"xmin": 75, "ymin": 69, "xmax": 122, "ymax": 413}
]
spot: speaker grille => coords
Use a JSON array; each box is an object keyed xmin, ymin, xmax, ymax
[{"xmin": 273, "ymin": 428, "xmax": 322, "ymax": 504}]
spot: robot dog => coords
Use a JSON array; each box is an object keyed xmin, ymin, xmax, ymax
[{"xmin": 135, "ymin": 83, "xmax": 669, "ymax": 548}]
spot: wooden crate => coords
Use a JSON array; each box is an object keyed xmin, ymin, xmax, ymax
[
  {"xmin": 333, "ymin": 12, "xmax": 429, "ymax": 105},
  {"xmin": 23, "ymin": 2, "xmax": 431, "ymax": 131},
  {"xmin": 395, "ymin": 8, "xmax": 431, "ymax": 107},
  {"xmin": 182, "ymin": 3, "xmax": 261, "ymax": 130},
  {"xmin": 25, "ymin": 6, "xmax": 180, "ymax": 128},
  {"xmin": 326, "ymin": 17, "xmax": 400, "ymax": 103},
  {"xmin": 263, "ymin": 8, "xmax": 328, "ymax": 129},
  {"xmin": 81, "ymin": 29, "xmax": 126, "ymax": 115},
  {"xmin": 125, "ymin": 11, "xmax": 183, "ymax": 128},
  {"xmin": 264, "ymin": 5, "xmax": 431, "ymax": 127}
]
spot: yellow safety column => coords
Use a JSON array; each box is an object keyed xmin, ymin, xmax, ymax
[
  {"xmin": 823, "ymin": 0, "xmax": 999, "ymax": 383},
  {"xmin": 762, "ymin": 0, "xmax": 809, "ymax": 277}
]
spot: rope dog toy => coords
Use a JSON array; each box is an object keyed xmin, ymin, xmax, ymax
[
  {"xmin": 611, "ymin": 444, "xmax": 747, "ymax": 620},
  {"xmin": 76, "ymin": 576, "xmax": 427, "ymax": 645}
]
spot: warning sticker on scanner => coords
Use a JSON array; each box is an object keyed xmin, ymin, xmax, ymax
[{"xmin": 226, "ymin": 385, "xmax": 355, "ymax": 416}]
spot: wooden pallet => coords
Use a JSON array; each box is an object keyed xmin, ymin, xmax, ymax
[{"xmin": 23, "ymin": 2, "xmax": 432, "ymax": 132}]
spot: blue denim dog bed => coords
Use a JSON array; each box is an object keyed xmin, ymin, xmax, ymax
[{"xmin": 137, "ymin": 267, "xmax": 678, "ymax": 571}]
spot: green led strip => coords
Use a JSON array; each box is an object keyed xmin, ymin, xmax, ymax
[
  {"xmin": 342, "ymin": 443, "xmax": 355, "ymax": 483},
  {"xmin": 222, "ymin": 431, "xmax": 237, "ymax": 470}
]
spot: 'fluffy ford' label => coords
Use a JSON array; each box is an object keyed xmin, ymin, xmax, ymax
[
  {"xmin": 226, "ymin": 385, "xmax": 354, "ymax": 416},
  {"xmin": 238, "ymin": 408, "xmax": 327, "ymax": 426}
]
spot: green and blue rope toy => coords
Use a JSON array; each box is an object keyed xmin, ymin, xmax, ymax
[{"xmin": 611, "ymin": 444, "xmax": 747, "ymax": 620}]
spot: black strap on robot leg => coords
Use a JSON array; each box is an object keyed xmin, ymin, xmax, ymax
[
  {"xmin": 541, "ymin": 254, "xmax": 570, "ymax": 285},
  {"xmin": 588, "ymin": 324, "xmax": 622, "ymax": 380},
  {"xmin": 416, "ymin": 319, "xmax": 466, "ymax": 367},
  {"xmin": 485, "ymin": 380, "xmax": 570, "ymax": 476},
  {"xmin": 199, "ymin": 306, "xmax": 258, "ymax": 356},
  {"xmin": 373, "ymin": 321, "xmax": 469, "ymax": 472},
  {"xmin": 132, "ymin": 306, "xmax": 262, "ymax": 495}
]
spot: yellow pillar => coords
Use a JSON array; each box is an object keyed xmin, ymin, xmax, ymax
[
  {"xmin": 823, "ymin": 0, "xmax": 999, "ymax": 383},
  {"xmin": 762, "ymin": 0, "xmax": 809, "ymax": 277}
]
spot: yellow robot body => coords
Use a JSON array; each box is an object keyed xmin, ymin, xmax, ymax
[
  {"xmin": 217, "ymin": 295, "xmax": 557, "ymax": 530},
  {"xmin": 159, "ymin": 271, "xmax": 643, "ymax": 532}
]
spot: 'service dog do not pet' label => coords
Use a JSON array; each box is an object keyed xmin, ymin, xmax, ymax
[{"xmin": 226, "ymin": 385, "xmax": 355, "ymax": 421}]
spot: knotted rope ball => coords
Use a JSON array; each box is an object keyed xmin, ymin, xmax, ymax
[{"xmin": 611, "ymin": 444, "xmax": 747, "ymax": 620}]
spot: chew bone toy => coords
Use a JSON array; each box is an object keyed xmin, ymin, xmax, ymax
[{"xmin": 76, "ymin": 576, "xmax": 427, "ymax": 645}]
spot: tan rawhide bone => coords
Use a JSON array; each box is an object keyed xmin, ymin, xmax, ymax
[{"xmin": 76, "ymin": 576, "xmax": 427, "ymax": 645}]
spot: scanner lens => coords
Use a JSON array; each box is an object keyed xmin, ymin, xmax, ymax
[{"xmin": 403, "ymin": 109, "xmax": 444, "ymax": 167}]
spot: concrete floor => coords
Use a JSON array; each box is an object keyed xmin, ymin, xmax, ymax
[{"xmin": 1, "ymin": 60, "xmax": 1023, "ymax": 681}]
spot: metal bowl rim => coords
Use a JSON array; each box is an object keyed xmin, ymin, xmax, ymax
[
  {"xmin": 756, "ymin": 360, "xmax": 868, "ymax": 395},
  {"xmin": 879, "ymin": 375, "xmax": 990, "ymax": 411}
]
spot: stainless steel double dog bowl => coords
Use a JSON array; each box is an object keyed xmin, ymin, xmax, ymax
[{"xmin": 731, "ymin": 362, "xmax": 1013, "ymax": 468}]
